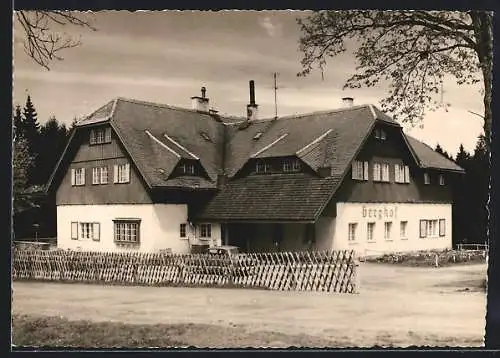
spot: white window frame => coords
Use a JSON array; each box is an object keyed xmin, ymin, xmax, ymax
[
  {"xmin": 381, "ymin": 163, "xmax": 390, "ymax": 182},
  {"xmin": 71, "ymin": 168, "xmax": 86, "ymax": 186},
  {"xmin": 199, "ymin": 223, "xmax": 212, "ymax": 239},
  {"xmin": 256, "ymin": 161, "xmax": 271, "ymax": 174},
  {"xmin": 420, "ymin": 220, "xmax": 427, "ymax": 238},
  {"xmin": 352, "ymin": 161, "xmax": 368, "ymax": 181},
  {"xmin": 114, "ymin": 163, "xmax": 130, "ymax": 184},
  {"xmin": 348, "ymin": 223, "xmax": 357, "ymax": 242},
  {"xmin": 90, "ymin": 127, "xmax": 112, "ymax": 145},
  {"xmin": 439, "ymin": 174, "xmax": 445, "ymax": 186},
  {"xmin": 400, "ymin": 221, "xmax": 408, "ymax": 240},
  {"xmin": 74, "ymin": 222, "xmax": 100, "ymax": 241},
  {"xmin": 424, "ymin": 173, "xmax": 430, "ymax": 185},
  {"xmin": 92, "ymin": 167, "xmax": 100, "ymax": 185},
  {"xmin": 384, "ymin": 222, "xmax": 392, "ymax": 241},
  {"xmin": 427, "ymin": 219, "xmax": 438, "ymax": 238},
  {"xmin": 100, "ymin": 166, "xmax": 108, "ymax": 184},
  {"xmin": 395, "ymin": 164, "xmax": 410, "ymax": 184},
  {"xmin": 367, "ymin": 222, "xmax": 375, "ymax": 242},
  {"xmin": 373, "ymin": 163, "xmax": 381, "ymax": 182},
  {"xmin": 114, "ymin": 220, "xmax": 140, "ymax": 244}
]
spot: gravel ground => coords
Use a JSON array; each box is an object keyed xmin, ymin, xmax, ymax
[{"xmin": 12, "ymin": 262, "xmax": 487, "ymax": 348}]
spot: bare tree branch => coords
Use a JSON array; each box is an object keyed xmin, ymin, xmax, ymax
[{"xmin": 15, "ymin": 10, "xmax": 96, "ymax": 70}]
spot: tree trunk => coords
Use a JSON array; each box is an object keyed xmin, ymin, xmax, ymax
[{"xmin": 470, "ymin": 11, "xmax": 493, "ymax": 152}]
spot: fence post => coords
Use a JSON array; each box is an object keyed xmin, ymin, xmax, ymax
[{"xmin": 353, "ymin": 256, "xmax": 360, "ymax": 294}]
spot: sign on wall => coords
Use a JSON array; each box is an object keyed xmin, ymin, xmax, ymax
[{"xmin": 362, "ymin": 206, "xmax": 398, "ymax": 220}]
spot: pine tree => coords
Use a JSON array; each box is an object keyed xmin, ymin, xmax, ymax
[
  {"xmin": 39, "ymin": 116, "xmax": 69, "ymax": 184},
  {"xmin": 13, "ymin": 105, "xmax": 23, "ymax": 140},
  {"xmin": 21, "ymin": 95, "xmax": 41, "ymax": 184}
]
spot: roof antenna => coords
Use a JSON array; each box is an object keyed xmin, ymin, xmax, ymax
[{"xmin": 273, "ymin": 72, "xmax": 278, "ymax": 119}]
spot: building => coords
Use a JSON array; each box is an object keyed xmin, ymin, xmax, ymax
[{"xmin": 47, "ymin": 82, "xmax": 464, "ymax": 256}]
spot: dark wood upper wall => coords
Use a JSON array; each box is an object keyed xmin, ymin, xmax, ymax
[
  {"xmin": 56, "ymin": 125, "xmax": 152, "ymax": 205},
  {"xmin": 334, "ymin": 123, "xmax": 454, "ymax": 204}
]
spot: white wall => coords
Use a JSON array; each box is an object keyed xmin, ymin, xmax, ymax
[
  {"xmin": 57, "ymin": 204, "xmax": 221, "ymax": 253},
  {"xmin": 333, "ymin": 202, "xmax": 452, "ymax": 256}
]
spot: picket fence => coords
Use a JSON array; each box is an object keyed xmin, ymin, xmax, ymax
[{"xmin": 12, "ymin": 248, "xmax": 358, "ymax": 293}]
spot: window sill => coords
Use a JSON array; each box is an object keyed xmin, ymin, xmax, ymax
[
  {"xmin": 400, "ymin": 237, "xmax": 408, "ymax": 240},
  {"xmin": 367, "ymin": 240, "xmax": 376, "ymax": 244},
  {"xmin": 348, "ymin": 241, "xmax": 358, "ymax": 245},
  {"xmin": 115, "ymin": 242, "xmax": 140, "ymax": 246},
  {"xmin": 384, "ymin": 239, "xmax": 393, "ymax": 242}
]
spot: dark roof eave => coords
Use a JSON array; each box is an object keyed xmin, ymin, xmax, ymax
[
  {"xmin": 195, "ymin": 218, "xmax": 317, "ymax": 223},
  {"xmin": 151, "ymin": 185, "xmax": 217, "ymax": 191},
  {"xmin": 421, "ymin": 166, "xmax": 465, "ymax": 174}
]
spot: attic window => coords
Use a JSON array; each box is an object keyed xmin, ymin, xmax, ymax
[
  {"xmin": 199, "ymin": 131, "xmax": 212, "ymax": 142},
  {"xmin": 374, "ymin": 128, "xmax": 387, "ymax": 140},
  {"xmin": 255, "ymin": 160, "xmax": 271, "ymax": 174},
  {"xmin": 253, "ymin": 132, "xmax": 263, "ymax": 140},
  {"xmin": 180, "ymin": 163, "xmax": 196, "ymax": 175},
  {"xmin": 283, "ymin": 159, "xmax": 301, "ymax": 173},
  {"xmin": 90, "ymin": 127, "xmax": 112, "ymax": 145}
]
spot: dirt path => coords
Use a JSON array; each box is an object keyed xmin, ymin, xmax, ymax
[{"xmin": 12, "ymin": 263, "xmax": 486, "ymax": 347}]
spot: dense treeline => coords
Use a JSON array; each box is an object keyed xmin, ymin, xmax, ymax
[
  {"xmin": 436, "ymin": 137, "xmax": 489, "ymax": 246},
  {"xmin": 12, "ymin": 95, "xmax": 74, "ymax": 239}
]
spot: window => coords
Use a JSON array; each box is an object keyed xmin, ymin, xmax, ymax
[
  {"xmin": 114, "ymin": 220, "xmax": 140, "ymax": 244},
  {"xmin": 71, "ymin": 168, "xmax": 86, "ymax": 186},
  {"xmin": 180, "ymin": 163, "xmax": 195, "ymax": 175},
  {"xmin": 420, "ymin": 220, "xmax": 427, "ymax": 238},
  {"xmin": 395, "ymin": 164, "xmax": 411, "ymax": 184},
  {"xmin": 90, "ymin": 127, "xmax": 112, "ymax": 145},
  {"xmin": 114, "ymin": 163, "xmax": 130, "ymax": 183},
  {"xmin": 420, "ymin": 219, "xmax": 439, "ymax": 238},
  {"xmin": 352, "ymin": 161, "xmax": 369, "ymax": 180},
  {"xmin": 400, "ymin": 221, "xmax": 408, "ymax": 239},
  {"xmin": 92, "ymin": 166, "xmax": 108, "ymax": 185},
  {"xmin": 71, "ymin": 222, "xmax": 99, "ymax": 241},
  {"xmin": 180, "ymin": 223, "xmax": 187, "ymax": 238},
  {"xmin": 256, "ymin": 161, "xmax": 271, "ymax": 174},
  {"xmin": 348, "ymin": 223, "xmax": 357, "ymax": 242},
  {"xmin": 374, "ymin": 128, "xmax": 387, "ymax": 140},
  {"xmin": 381, "ymin": 163, "xmax": 390, "ymax": 182},
  {"xmin": 424, "ymin": 173, "xmax": 430, "ymax": 185},
  {"xmin": 439, "ymin": 219, "xmax": 446, "ymax": 237},
  {"xmin": 367, "ymin": 222, "xmax": 375, "ymax": 242},
  {"xmin": 373, "ymin": 163, "xmax": 381, "ymax": 182},
  {"xmin": 199, "ymin": 224, "xmax": 212, "ymax": 239},
  {"xmin": 439, "ymin": 174, "xmax": 445, "ymax": 186},
  {"xmin": 384, "ymin": 222, "xmax": 392, "ymax": 240},
  {"xmin": 283, "ymin": 159, "xmax": 301, "ymax": 173}
]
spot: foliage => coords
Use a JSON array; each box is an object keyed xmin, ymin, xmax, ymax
[
  {"xmin": 39, "ymin": 116, "xmax": 68, "ymax": 185},
  {"xmin": 297, "ymin": 10, "xmax": 493, "ymax": 149},
  {"xmin": 451, "ymin": 137, "xmax": 489, "ymax": 245},
  {"xmin": 13, "ymin": 105, "xmax": 23, "ymax": 140},
  {"xmin": 13, "ymin": 135, "xmax": 36, "ymax": 214},
  {"xmin": 434, "ymin": 143, "xmax": 452, "ymax": 160},
  {"xmin": 15, "ymin": 11, "xmax": 96, "ymax": 70}
]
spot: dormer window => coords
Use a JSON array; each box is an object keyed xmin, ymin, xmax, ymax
[
  {"xmin": 180, "ymin": 163, "xmax": 196, "ymax": 175},
  {"xmin": 283, "ymin": 159, "xmax": 301, "ymax": 173},
  {"xmin": 374, "ymin": 128, "xmax": 387, "ymax": 140},
  {"xmin": 90, "ymin": 127, "xmax": 112, "ymax": 145},
  {"xmin": 256, "ymin": 160, "xmax": 271, "ymax": 174},
  {"xmin": 439, "ymin": 174, "xmax": 445, "ymax": 186}
]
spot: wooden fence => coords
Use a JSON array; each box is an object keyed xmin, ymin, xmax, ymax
[{"xmin": 12, "ymin": 248, "xmax": 358, "ymax": 294}]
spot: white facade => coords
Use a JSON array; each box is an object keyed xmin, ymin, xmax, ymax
[
  {"xmin": 331, "ymin": 202, "xmax": 452, "ymax": 256},
  {"xmin": 57, "ymin": 204, "xmax": 221, "ymax": 253}
]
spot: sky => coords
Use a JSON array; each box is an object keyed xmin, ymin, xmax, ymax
[{"xmin": 13, "ymin": 11, "xmax": 484, "ymax": 157}]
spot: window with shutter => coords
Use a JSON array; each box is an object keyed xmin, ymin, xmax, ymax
[
  {"xmin": 92, "ymin": 167, "xmax": 100, "ymax": 185},
  {"xmin": 420, "ymin": 220, "xmax": 427, "ymax": 238},
  {"xmin": 100, "ymin": 166, "xmax": 108, "ymax": 184},
  {"xmin": 363, "ymin": 161, "xmax": 369, "ymax": 180},
  {"xmin": 71, "ymin": 222, "xmax": 78, "ymax": 240},
  {"xmin": 105, "ymin": 127, "xmax": 112, "ymax": 142},
  {"xmin": 71, "ymin": 168, "xmax": 76, "ymax": 186},
  {"xmin": 373, "ymin": 163, "xmax": 381, "ymax": 181},
  {"xmin": 395, "ymin": 164, "xmax": 400, "ymax": 182},
  {"xmin": 404, "ymin": 166, "xmax": 410, "ymax": 183},
  {"xmin": 92, "ymin": 223, "xmax": 100, "ymax": 241},
  {"xmin": 381, "ymin": 163, "xmax": 390, "ymax": 182},
  {"xmin": 439, "ymin": 219, "xmax": 446, "ymax": 237}
]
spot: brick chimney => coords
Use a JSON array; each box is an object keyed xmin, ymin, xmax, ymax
[
  {"xmin": 246, "ymin": 80, "xmax": 258, "ymax": 121},
  {"xmin": 191, "ymin": 87, "xmax": 210, "ymax": 112},
  {"xmin": 342, "ymin": 97, "xmax": 354, "ymax": 108}
]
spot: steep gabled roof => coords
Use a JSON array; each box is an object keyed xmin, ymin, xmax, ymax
[{"xmin": 406, "ymin": 135, "xmax": 464, "ymax": 172}]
